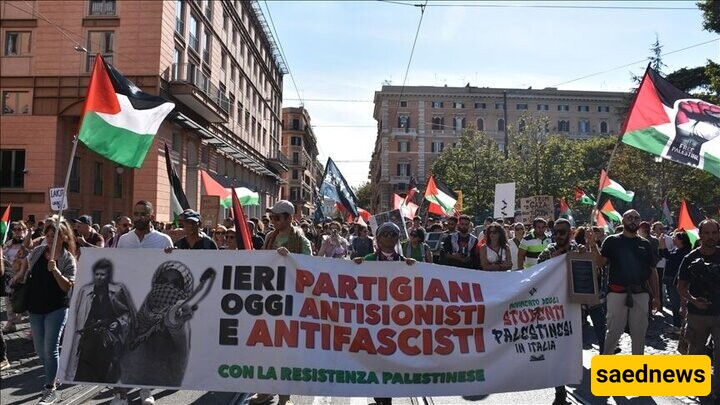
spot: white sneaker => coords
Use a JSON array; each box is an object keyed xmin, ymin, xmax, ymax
[
  {"xmin": 139, "ymin": 389, "xmax": 154, "ymax": 405},
  {"xmin": 109, "ymin": 392, "xmax": 129, "ymax": 405},
  {"xmin": 248, "ymin": 393, "xmax": 274, "ymax": 404}
]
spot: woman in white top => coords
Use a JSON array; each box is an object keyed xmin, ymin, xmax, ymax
[{"xmin": 479, "ymin": 222, "xmax": 513, "ymax": 271}]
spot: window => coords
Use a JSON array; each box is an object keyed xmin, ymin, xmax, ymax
[
  {"xmin": 113, "ymin": 170, "xmax": 123, "ymax": 198},
  {"xmin": 2, "ymin": 91, "xmax": 31, "ymax": 115},
  {"xmin": 93, "ymin": 162, "xmax": 103, "ymax": 196},
  {"xmin": 175, "ymin": 0, "xmax": 184, "ymax": 34},
  {"xmin": 172, "ymin": 132, "xmax": 181, "ymax": 152},
  {"xmin": 223, "ymin": 11, "xmax": 228, "ymax": 31},
  {"xmin": 495, "ymin": 102, "xmax": 504, "ymax": 110},
  {"xmin": 396, "ymin": 162, "xmax": 411, "ymax": 176},
  {"xmin": 201, "ymin": 145, "xmax": 209, "ymax": 163},
  {"xmin": 454, "ymin": 117, "xmax": 465, "ymax": 131},
  {"xmin": 69, "ymin": 158, "xmax": 80, "ymax": 193},
  {"xmin": 292, "ymin": 118, "xmax": 300, "ymax": 130},
  {"xmin": 431, "ymin": 101, "xmax": 443, "ymax": 108},
  {"xmin": 89, "ymin": 0, "xmax": 116, "ymax": 16},
  {"xmin": 537, "ymin": 104, "xmax": 549, "ymax": 111},
  {"xmin": 598, "ymin": 106, "xmax": 610, "ymax": 113},
  {"xmin": 291, "ymin": 136, "xmax": 302, "ymax": 146},
  {"xmin": 398, "ymin": 115, "xmax": 410, "ymax": 129},
  {"xmin": 232, "ymin": 27, "xmax": 238, "ymax": 46},
  {"xmin": 400, "ymin": 101, "xmax": 407, "ymax": 107},
  {"xmin": 578, "ymin": 120, "xmax": 590, "ymax": 133},
  {"xmin": 516, "ymin": 103, "xmax": 528, "ymax": 110},
  {"xmin": 431, "ymin": 142, "xmax": 444, "ymax": 153},
  {"xmin": 558, "ymin": 104, "xmax": 569, "ymax": 111},
  {"xmin": 558, "ymin": 120, "xmax": 570, "ymax": 132},
  {"xmin": 4, "ymin": 32, "xmax": 31, "ymax": 56},
  {"xmin": 188, "ymin": 15, "xmax": 199, "ymax": 51},
  {"xmin": 204, "ymin": 1, "xmax": 212, "ymax": 20},
  {"xmin": 476, "ymin": 118, "xmax": 484, "ymax": 131},
  {"xmin": 230, "ymin": 64, "xmax": 236, "ymax": 83},
  {"xmin": 453, "ymin": 102, "xmax": 464, "ymax": 109},
  {"xmin": 518, "ymin": 119, "xmax": 526, "ymax": 132},
  {"xmin": 0, "ymin": 149, "xmax": 25, "ymax": 188},
  {"xmin": 398, "ymin": 141, "xmax": 409, "ymax": 152},
  {"xmin": 245, "ymin": 111, "xmax": 250, "ymax": 132},
  {"xmin": 292, "ymin": 170, "xmax": 299, "ymax": 180},
  {"xmin": 474, "ymin": 102, "xmax": 486, "ymax": 109},
  {"xmin": 290, "ymin": 187, "xmax": 300, "ymax": 201},
  {"xmin": 228, "ymin": 93, "xmax": 235, "ymax": 119},
  {"xmin": 292, "ymin": 152, "xmax": 299, "ymax": 164},
  {"xmin": 600, "ymin": 121, "xmax": 608, "ymax": 134},
  {"xmin": 497, "ymin": 118, "xmax": 505, "ymax": 131},
  {"xmin": 92, "ymin": 211, "xmax": 102, "ymax": 227},
  {"xmin": 431, "ymin": 117, "xmax": 444, "ymax": 130},
  {"xmin": 220, "ymin": 50, "xmax": 227, "ymax": 71},
  {"xmin": 578, "ymin": 105, "xmax": 590, "ymax": 112},
  {"xmin": 86, "ymin": 31, "xmax": 114, "ymax": 71},
  {"xmin": 203, "ymin": 31, "xmax": 211, "ymax": 64}
]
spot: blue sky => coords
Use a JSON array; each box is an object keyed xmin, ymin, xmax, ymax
[{"xmin": 263, "ymin": 1, "xmax": 719, "ymax": 187}]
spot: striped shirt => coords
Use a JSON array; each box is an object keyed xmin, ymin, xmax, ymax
[{"xmin": 519, "ymin": 231, "xmax": 552, "ymax": 268}]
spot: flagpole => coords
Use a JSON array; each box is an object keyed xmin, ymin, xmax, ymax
[{"xmin": 50, "ymin": 135, "xmax": 79, "ymax": 260}]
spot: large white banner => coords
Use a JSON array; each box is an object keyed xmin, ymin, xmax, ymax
[
  {"xmin": 59, "ymin": 250, "xmax": 582, "ymax": 397},
  {"xmin": 494, "ymin": 183, "xmax": 516, "ymax": 219}
]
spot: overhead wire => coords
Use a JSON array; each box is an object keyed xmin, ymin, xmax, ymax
[
  {"xmin": 262, "ymin": 0, "xmax": 305, "ymax": 107},
  {"xmin": 397, "ymin": 0, "xmax": 429, "ymax": 104},
  {"xmin": 377, "ymin": 0, "xmax": 698, "ymax": 10}
]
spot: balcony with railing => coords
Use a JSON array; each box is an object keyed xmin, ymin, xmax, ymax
[
  {"xmin": 267, "ymin": 149, "xmax": 289, "ymax": 173},
  {"xmin": 165, "ymin": 63, "xmax": 229, "ymax": 123},
  {"xmin": 88, "ymin": 0, "xmax": 116, "ymax": 16}
]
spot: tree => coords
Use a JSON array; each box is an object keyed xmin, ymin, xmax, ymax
[
  {"xmin": 649, "ymin": 34, "xmax": 667, "ymax": 74},
  {"xmin": 431, "ymin": 128, "xmax": 507, "ymax": 214},
  {"xmin": 353, "ymin": 181, "xmax": 373, "ymax": 210},
  {"xmin": 697, "ymin": 0, "xmax": 720, "ymax": 33}
]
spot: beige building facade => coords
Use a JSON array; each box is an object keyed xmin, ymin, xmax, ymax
[
  {"xmin": 370, "ymin": 85, "xmax": 629, "ymax": 212},
  {"xmin": 280, "ymin": 106, "xmax": 321, "ymax": 219},
  {"xmin": 0, "ymin": 0, "xmax": 287, "ymax": 224}
]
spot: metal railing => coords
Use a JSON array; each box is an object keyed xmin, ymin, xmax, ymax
[
  {"xmin": 168, "ymin": 63, "xmax": 231, "ymax": 113},
  {"xmin": 89, "ymin": 0, "xmax": 116, "ymax": 16}
]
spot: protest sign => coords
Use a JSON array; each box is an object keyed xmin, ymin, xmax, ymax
[
  {"xmin": 201, "ymin": 195, "xmax": 220, "ymax": 228},
  {"xmin": 49, "ymin": 187, "xmax": 68, "ymax": 211},
  {"xmin": 369, "ymin": 209, "xmax": 409, "ymax": 241},
  {"xmin": 519, "ymin": 195, "xmax": 555, "ymax": 224},
  {"xmin": 59, "ymin": 249, "xmax": 581, "ymax": 397},
  {"xmin": 494, "ymin": 183, "xmax": 516, "ymax": 219}
]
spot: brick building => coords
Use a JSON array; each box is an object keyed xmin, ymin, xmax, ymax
[
  {"xmin": 369, "ymin": 85, "xmax": 629, "ymax": 212},
  {"xmin": 280, "ymin": 106, "xmax": 322, "ymax": 219},
  {"xmin": 0, "ymin": 0, "xmax": 287, "ymax": 225}
]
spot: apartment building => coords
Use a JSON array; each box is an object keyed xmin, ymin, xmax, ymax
[
  {"xmin": 369, "ymin": 85, "xmax": 629, "ymax": 212},
  {"xmin": 0, "ymin": 0, "xmax": 287, "ymax": 224},
  {"xmin": 280, "ymin": 106, "xmax": 321, "ymax": 219}
]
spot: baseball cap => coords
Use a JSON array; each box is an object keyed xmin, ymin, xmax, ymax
[
  {"xmin": 271, "ymin": 200, "xmax": 295, "ymax": 215},
  {"xmin": 180, "ymin": 209, "xmax": 201, "ymax": 223},
  {"xmin": 72, "ymin": 215, "xmax": 93, "ymax": 226}
]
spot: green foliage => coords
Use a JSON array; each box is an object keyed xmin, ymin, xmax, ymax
[
  {"xmin": 353, "ymin": 181, "xmax": 373, "ymax": 210},
  {"xmin": 665, "ymin": 66, "xmax": 709, "ymax": 92},
  {"xmin": 697, "ymin": 0, "xmax": 720, "ymax": 33}
]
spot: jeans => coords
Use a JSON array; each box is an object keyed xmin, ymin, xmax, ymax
[
  {"xmin": 29, "ymin": 307, "xmax": 68, "ymax": 386},
  {"xmin": 664, "ymin": 281, "xmax": 682, "ymax": 327},
  {"xmin": 587, "ymin": 304, "xmax": 607, "ymax": 354},
  {"xmin": 685, "ymin": 313, "xmax": 720, "ymax": 395},
  {"xmin": 604, "ymin": 292, "xmax": 649, "ymax": 355}
]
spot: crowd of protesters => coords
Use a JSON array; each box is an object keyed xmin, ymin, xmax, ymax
[{"xmin": 1, "ymin": 200, "xmax": 718, "ymax": 405}]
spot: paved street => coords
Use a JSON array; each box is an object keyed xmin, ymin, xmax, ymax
[{"xmin": 0, "ymin": 297, "xmax": 702, "ymax": 404}]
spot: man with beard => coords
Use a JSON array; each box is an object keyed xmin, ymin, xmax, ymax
[
  {"xmin": 170, "ymin": 210, "xmax": 217, "ymax": 250},
  {"xmin": 117, "ymin": 201, "xmax": 173, "ymax": 249},
  {"xmin": 440, "ymin": 215, "xmax": 478, "ymax": 269},
  {"xmin": 73, "ymin": 215, "xmax": 105, "ymax": 248},
  {"xmin": 677, "ymin": 219, "xmax": 720, "ymax": 403},
  {"xmin": 107, "ymin": 217, "xmax": 132, "ymax": 248},
  {"xmin": 122, "ymin": 261, "xmax": 194, "ymax": 387},
  {"xmin": 68, "ymin": 259, "xmax": 135, "ymax": 383},
  {"xmin": 586, "ymin": 209, "xmax": 660, "ymax": 355}
]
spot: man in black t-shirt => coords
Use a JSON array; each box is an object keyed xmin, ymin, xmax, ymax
[
  {"xmin": 677, "ymin": 219, "xmax": 720, "ymax": 400},
  {"xmin": 171, "ymin": 210, "xmax": 218, "ymax": 250},
  {"xmin": 440, "ymin": 215, "xmax": 478, "ymax": 269},
  {"xmin": 586, "ymin": 209, "xmax": 660, "ymax": 356}
]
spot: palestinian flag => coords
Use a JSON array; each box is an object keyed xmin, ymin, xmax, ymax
[
  {"xmin": 79, "ymin": 54, "xmax": 175, "ymax": 168},
  {"xmin": 678, "ymin": 200, "xmax": 699, "ymax": 247},
  {"xmin": 231, "ymin": 189, "xmax": 254, "ymax": 250},
  {"xmin": 621, "ymin": 66, "xmax": 720, "ymax": 178},
  {"xmin": 662, "ymin": 199, "xmax": 674, "ymax": 228},
  {"xmin": 0, "ymin": 204, "xmax": 10, "ymax": 244},
  {"xmin": 164, "ymin": 143, "xmax": 190, "ymax": 225},
  {"xmin": 393, "ymin": 193, "xmax": 418, "ymax": 219},
  {"xmin": 575, "ymin": 187, "xmax": 596, "ymax": 206},
  {"xmin": 404, "ymin": 176, "xmax": 419, "ymax": 205},
  {"xmin": 600, "ymin": 199, "xmax": 622, "ymax": 223},
  {"xmin": 600, "ymin": 170, "xmax": 634, "ymax": 202},
  {"xmin": 221, "ymin": 188, "xmax": 259, "ymax": 208},
  {"xmin": 559, "ymin": 198, "xmax": 575, "ymax": 227},
  {"xmin": 424, "ymin": 176, "xmax": 458, "ymax": 216},
  {"xmin": 595, "ymin": 209, "xmax": 611, "ymax": 232}
]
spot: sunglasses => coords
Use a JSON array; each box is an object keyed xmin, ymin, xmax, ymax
[
  {"xmin": 624, "ymin": 215, "xmax": 641, "ymax": 221},
  {"xmin": 270, "ymin": 214, "xmax": 283, "ymax": 221},
  {"xmin": 379, "ymin": 232, "xmax": 399, "ymax": 238},
  {"xmin": 133, "ymin": 211, "xmax": 150, "ymax": 217}
]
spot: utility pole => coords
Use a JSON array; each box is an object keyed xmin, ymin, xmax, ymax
[{"xmin": 503, "ymin": 90, "xmax": 509, "ymax": 159}]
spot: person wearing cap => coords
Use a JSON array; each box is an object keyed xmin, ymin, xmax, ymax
[
  {"xmin": 250, "ymin": 201, "xmax": 311, "ymax": 405},
  {"xmin": 171, "ymin": 209, "xmax": 217, "ymax": 250},
  {"xmin": 401, "ymin": 227, "xmax": 433, "ymax": 263},
  {"xmin": 212, "ymin": 225, "xmax": 227, "ymax": 249},
  {"xmin": 260, "ymin": 200, "xmax": 312, "ymax": 256},
  {"xmin": 73, "ymin": 215, "xmax": 105, "ymax": 249},
  {"xmin": 353, "ymin": 222, "xmax": 414, "ymax": 405}
]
